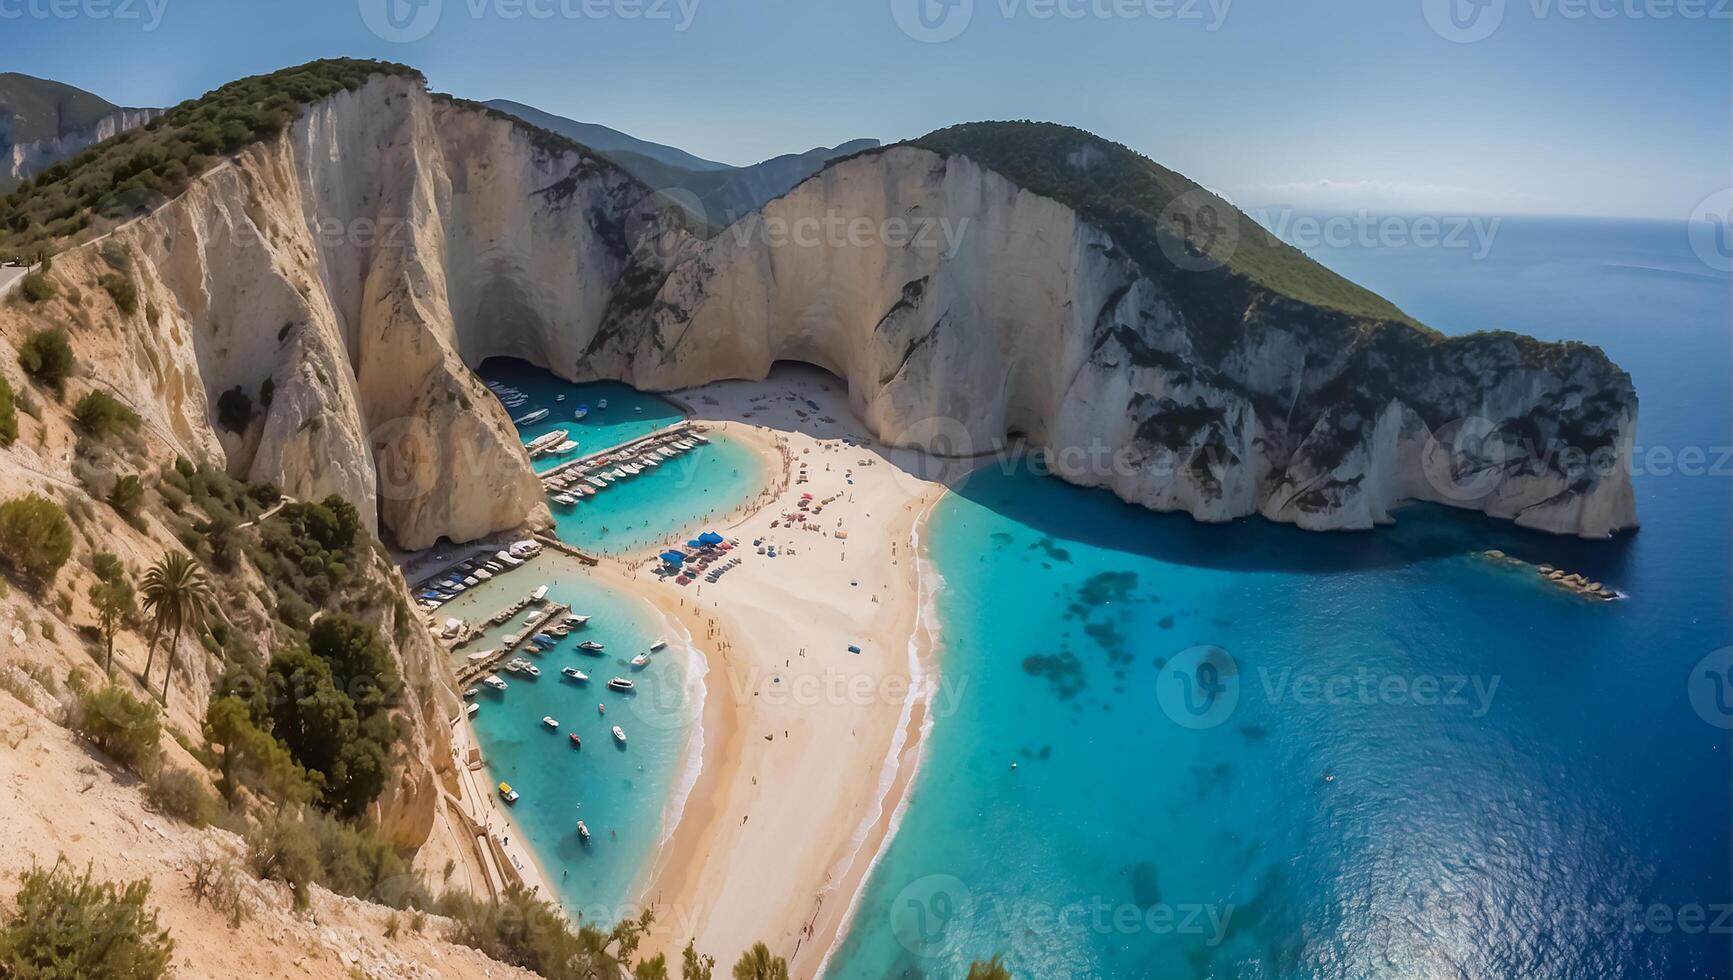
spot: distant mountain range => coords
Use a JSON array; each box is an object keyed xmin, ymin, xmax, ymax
[
  {"xmin": 0, "ymin": 73, "xmax": 158, "ymax": 190},
  {"xmin": 484, "ymin": 98, "xmax": 877, "ymax": 226}
]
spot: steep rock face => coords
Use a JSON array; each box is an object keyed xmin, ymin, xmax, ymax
[
  {"xmin": 585, "ymin": 147, "xmax": 1636, "ymax": 537},
  {"xmin": 64, "ymin": 78, "xmax": 1636, "ymax": 559},
  {"xmin": 84, "ymin": 77, "xmax": 689, "ymax": 549},
  {"xmin": 4, "ymin": 107, "xmax": 160, "ymax": 185}
]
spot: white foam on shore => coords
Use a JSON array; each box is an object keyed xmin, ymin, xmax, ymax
[
  {"xmin": 652, "ymin": 607, "xmax": 709, "ymax": 858},
  {"xmin": 814, "ymin": 493, "xmax": 948, "ymax": 978}
]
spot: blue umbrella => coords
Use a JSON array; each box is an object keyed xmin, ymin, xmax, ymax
[
  {"xmin": 687, "ymin": 539, "xmax": 705, "ymax": 548},
  {"xmin": 698, "ymin": 531, "xmax": 725, "ymax": 545},
  {"xmin": 660, "ymin": 551, "xmax": 687, "ymax": 565}
]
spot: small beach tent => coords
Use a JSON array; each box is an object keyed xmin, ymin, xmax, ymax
[
  {"xmin": 698, "ymin": 531, "xmax": 725, "ymax": 545},
  {"xmin": 660, "ymin": 551, "xmax": 687, "ymax": 565}
]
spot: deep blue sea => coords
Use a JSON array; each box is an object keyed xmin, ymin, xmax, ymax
[{"xmin": 827, "ymin": 217, "xmax": 1733, "ymax": 979}]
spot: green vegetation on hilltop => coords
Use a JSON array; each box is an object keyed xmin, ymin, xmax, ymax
[
  {"xmin": 908, "ymin": 122, "xmax": 1422, "ymax": 356},
  {"xmin": 0, "ymin": 59, "xmax": 422, "ymax": 260}
]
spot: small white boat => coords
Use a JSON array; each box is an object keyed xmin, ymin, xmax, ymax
[
  {"xmin": 564, "ymin": 614, "xmax": 591, "ymax": 627},
  {"xmin": 499, "ymin": 783, "xmax": 519, "ymax": 803},
  {"xmin": 630, "ymin": 654, "xmax": 650, "ymax": 668},
  {"xmin": 577, "ymin": 820, "xmax": 591, "ymax": 841},
  {"xmin": 649, "ymin": 639, "xmax": 668, "ymax": 652},
  {"xmin": 522, "ymin": 663, "xmax": 541, "ymax": 678},
  {"xmin": 579, "ymin": 640, "xmax": 605, "ymax": 652},
  {"xmin": 561, "ymin": 667, "xmax": 589, "ymax": 682},
  {"xmin": 691, "ymin": 432, "xmax": 710, "ymax": 444},
  {"xmin": 465, "ymin": 703, "xmax": 480, "ymax": 719},
  {"xmin": 554, "ymin": 440, "xmax": 579, "ymax": 453},
  {"xmin": 482, "ymin": 674, "xmax": 508, "ymax": 691},
  {"xmin": 607, "ymin": 677, "xmax": 635, "ymax": 692},
  {"xmin": 556, "ymin": 394, "xmax": 566, "ymax": 402},
  {"xmin": 612, "ymin": 725, "xmax": 627, "ymax": 743},
  {"xmin": 542, "ymin": 716, "xmax": 560, "ymax": 730},
  {"xmin": 587, "ymin": 476, "xmax": 608, "ymax": 488},
  {"xmin": 553, "ymin": 494, "xmax": 578, "ymax": 506},
  {"xmin": 598, "ymin": 398, "xmax": 609, "ymax": 410},
  {"xmin": 473, "ymin": 569, "xmax": 493, "ymax": 580},
  {"xmin": 533, "ymin": 585, "xmax": 549, "ymax": 601},
  {"xmin": 574, "ymin": 406, "xmax": 589, "ymax": 420},
  {"xmin": 466, "ymin": 649, "xmax": 496, "ymax": 663},
  {"xmin": 462, "ymin": 687, "xmax": 480, "ymax": 699},
  {"xmin": 514, "ymin": 409, "xmax": 550, "ymax": 425}
]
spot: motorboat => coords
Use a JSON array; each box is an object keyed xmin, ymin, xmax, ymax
[
  {"xmin": 564, "ymin": 614, "xmax": 591, "ymax": 627},
  {"xmin": 554, "ymin": 440, "xmax": 579, "ymax": 454},
  {"xmin": 465, "ymin": 703, "xmax": 480, "ymax": 719},
  {"xmin": 513, "ymin": 408, "xmax": 550, "ymax": 425},
  {"xmin": 576, "ymin": 819, "xmax": 591, "ymax": 840},
  {"xmin": 574, "ymin": 405, "xmax": 589, "ymax": 419},
  {"xmin": 578, "ymin": 640, "xmax": 605, "ymax": 652},
  {"xmin": 607, "ymin": 677, "xmax": 635, "ymax": 692},
  {"xmin": 630, "ymin": 654, "xmax": 650, "ymax": 668},
  {"xmin": 462, "ymin": 687, "xmax": 480, "ymax": 699},
  {"xmin": 611, "ymin": 725, "xmax": 627, "ymax": 744},
  {"xmin": 561, "ymin": 667, "xmax": 589, "ymax": 682},
  {"xmin": 553, "ymin": 494, "xmax": 578, "ymax": 506},
  {"xmin": 649, "ymin": 639, "xmax": 668, "ymax": 652},
  {"xmin": 569, "ymin": 734, "xmax": 583, "ymax": 749},
  {"xmin": 597, "ymin": 398, "xmax": 609, "ymax": 410},
  {"xmin": 498, "ymin": 783, "xmax": 519, "ymax": 803},
  {"xmin": 533, "ymin": 585, "xmax": 549, "ymax": 600},
  {"xmin": 542, "ymin": 716, "xmax": 560, "ymax": 730},
  {"xmin": 482, "ymin": 674, "xmax": 508, "ymax": 691}
]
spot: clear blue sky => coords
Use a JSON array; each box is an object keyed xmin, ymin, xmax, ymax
[{"xmin": 1, "ymin": 0, "xmax": 1724, "ymax": 218}]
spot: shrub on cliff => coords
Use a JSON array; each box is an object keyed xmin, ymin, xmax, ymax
[
  {"xmin": 16, "ymin": 271, "xmax": 54, "ymax": 304},
  {"xmin": 0, "ymin": 858, "xmax": 174, "ymax": 979},
  {"xmin": 16, "ymin": 327, "xmax": 73, "ymax": 395},
  {"xmin": 0, "ymin": 493, "xmax": 73, "ymax": 586},
  {"xmin": 144, "ymin": 767, "xmax": 220, "ymax": 827},
  {"xmin": 100, "ymin": 272, "xmax": 138, "ymax": 315},
  {"xmin": 73, "ymin": 683, "xmax": 162, "ymax": 774},
  {"xmin": 0, "ymin": 375, "xmax": 17, "ymax": 446},
  {"xmin": 73, "ymin": 389, "xmax": 140, "ymax": 439}
]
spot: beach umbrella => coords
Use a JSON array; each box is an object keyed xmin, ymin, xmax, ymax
[
  {"xmin": 660, "ymin": 551, "xmax": 687, "ymax": 565},
  {"xmin": 687, "ymin": 539, "xmax": 705, "ymax": 548},
  {"xmin": 699, "ymin": 531, "xmax": 725, "ymax": 545}
]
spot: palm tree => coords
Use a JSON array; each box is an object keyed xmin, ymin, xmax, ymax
[
  {"xmin": 87, "ymin": 554, "xmax": 134, "ymax": 677},
  {"xmin": 730, "ymin": 943, "xmax": 788, "ymax": 980},
  {"xmin": 139, "ymin": 552, "xmax": 213, "ymax": 706}
]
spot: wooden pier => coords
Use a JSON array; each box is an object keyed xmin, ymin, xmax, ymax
[{"xmin": 455, "ymin": 599, "xmax": 572, "ymax": 686}]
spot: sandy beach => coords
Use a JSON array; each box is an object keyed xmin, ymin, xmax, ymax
[{"xmin": 434, "ymin": 365, "xmax": 969, "ymax": 974}]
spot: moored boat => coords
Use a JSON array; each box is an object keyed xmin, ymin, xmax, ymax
[
  {"xmin": 513, "ymin": 408, "xmax": 550, "ymax": 425},
  {"xmin": 561, "ymin": 667, "xmax": 589, "ymax": 682},
  {"xmin": 542, "ymin": 716, "xmax": 559, "ymax": 730},
  {"xmin": 578, "ymin": 640, "xmax": 605, "ymax": 652},
  {"xmin": 607, "ymin": 677, "xmax": 635, "ymax": 692},
  {"xmin": 611, "ymin": 725, "xmax": 626, "ymax": 743},
  {"xmin": 498, "ymin": 783, "xmax": 519, "ymax": 803}
]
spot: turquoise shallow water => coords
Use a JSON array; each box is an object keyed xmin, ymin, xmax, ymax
[
  {"xmin": 454, "ymin": 563, "xmax": 704, "ymax": 923},
  {"xmin": 548, "ymin": 433, "xmax": 763, "ymax": 557},
  {"xmin": 828, "ymin": 218, "xmax": 1732, "ymax": 979},
  {"xmin": 480, "ymin": 358, "xmax": 686, "ymax": 468},
  {"xmin": 446, "ymin": 359, "xmax": 763, "ymax": 923}
]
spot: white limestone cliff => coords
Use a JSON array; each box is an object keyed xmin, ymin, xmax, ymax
[
  {"xmin": 56, "ymin": 77, "xmax": 1637, "ymax": 561},
  {"xmin": 4, "ymin": 107, "xmax": 161, "ymax": 185}
]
